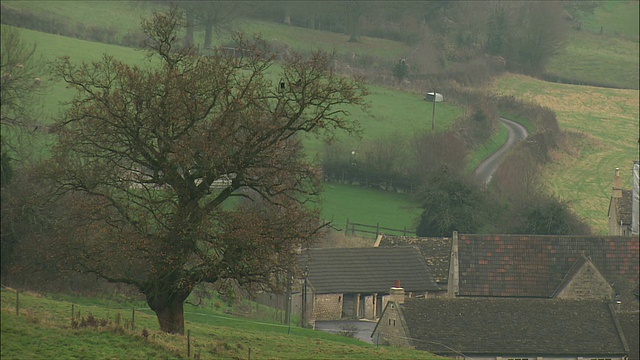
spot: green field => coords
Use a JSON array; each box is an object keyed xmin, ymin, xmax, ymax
[
  {"xmin": 1, "ymin": 288, "xmax": 440, "ymax": 359},
  {"xmin": 580, "ymin": 1, "xmax": 639, "ymax": 39},
  {"xmin": 545, "ymin": 28, "xmax": 639, "ymax": 89},
  {"xmin": 321, "ymin": 183, "xmax": 421, "ymax": 233}
]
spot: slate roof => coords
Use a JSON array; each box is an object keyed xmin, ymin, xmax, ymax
[
  {"xmin": 616, "ymin": 311, "xmax": 640, "ymax": 360},
  {"xmin": 377, "ymin": 235, "xmax": 452, "ymax": 284},
  {"xmin": 610, "ymin": 190, "xmax": 633, "ymax": 225},
  {"xmin": 457, "ymin": 234, "xmax": 639, "ymax": 297},
  {"xmin": 400, "ymin": 298, "xmax": 628, "ymax": 356},
  {"xmin": 298, "ymin": 247, "xmax": 439, "ymax": 294}
]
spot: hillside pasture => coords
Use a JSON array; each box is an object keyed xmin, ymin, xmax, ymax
[
  {"xmin": 545, "ymin": 29, "xmax": 639, "ymax": 89},
  {"xmin": 491, "ymin": 73, "xmax": 639, "ymax": 234}
]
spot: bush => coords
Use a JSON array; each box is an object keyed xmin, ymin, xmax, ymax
[
  {"xmin": 415, "ymin": 166, "xmax": 490, "ymax": 237},
  {"xmin": 392, "ymin": 58, "xmax": 409, "ymax": 82}
]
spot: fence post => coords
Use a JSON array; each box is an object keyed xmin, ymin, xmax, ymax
[
  {"xmin": 187, "ymin": 329, "xmax": 191, "ymax": 358},
  {"xmin": 16, "ymin": 289, "xmax": 19, "ymax": 316},
  {"xmin": 403, "ymin": 227, "xmax": 407, "ymax": 236},
  {"xmin": 72, "ymin": 304, "xmax": 75, "ymax": 322},
  {"xmin": 376, "ymin": 223, "xmax": 380, "ymax": 237},
  {"xmin": 351, "ymin": 223, "xmax": 355, "ymax": 236},
  {"xmin": 248, "ymin": 347, "xmax": 251, "ymax": 360},
  {"xmin": 132, "ymin": 307, "xmax": 135, "ymax": 331},
  {"xmin": 345, "ymin": 219, "xmax": 349, "ymax": 236}
]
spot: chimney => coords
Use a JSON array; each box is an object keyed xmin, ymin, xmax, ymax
[
  {"xmin": 613, "ymin": 168, "xmax": 622, "ymax": 198},
  {"xmin": 390, "ymin": 280, "xmax": 405, "ymax": 304}
]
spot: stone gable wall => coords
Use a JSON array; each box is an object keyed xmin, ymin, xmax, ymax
[
  {"xmin": 373, "ymin": 303, "xmax": 412, "ymax": 348},
  {"xmin": 556, "ymin": 263, "xmax": 614, "ymax": 301}
]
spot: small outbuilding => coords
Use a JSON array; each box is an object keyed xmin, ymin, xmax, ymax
[{"xmin": 298, "ymin": 247, "xmax": 440, "ymax": 323}]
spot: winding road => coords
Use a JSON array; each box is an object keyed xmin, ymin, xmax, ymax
[{"xmin": 472, "ymin": 117, "xmax": 528, "ymax": 186}]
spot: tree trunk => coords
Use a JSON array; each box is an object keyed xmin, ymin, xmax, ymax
[
  {"xmin": 147, "ymin": 291, "xmax": 190, "ymax": 335},
  {"xmin": 204, "ymin": 22, "xmax": 213, "ymax": 49},
  {"xmin": 283, "ymin": 5, "xmax": 291, "ymax": 25},
  {"xmin": 345, "ymin": 1, "xmax": 361, "ymax": 42},
  {"xmin": 185, "ymin": 9, "xmax": 194, "ymax": 48},
  {"xmin": 348, "ymin": 14, "xmax": 360, "ymax": 42}
]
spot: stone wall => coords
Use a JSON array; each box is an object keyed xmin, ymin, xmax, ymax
[{"xmin": 313, "ymin": 293, "xmax": 343, "ymax": 321}]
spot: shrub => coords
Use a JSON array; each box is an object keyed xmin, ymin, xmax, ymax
[{"xmin": 337, "ymin": 324, "xmax": 359, "ymax": 338}]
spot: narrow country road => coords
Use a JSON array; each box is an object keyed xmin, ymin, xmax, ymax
[{"xmin": 473, "ymin": 117, "xmax": 528, "ymax": 186}]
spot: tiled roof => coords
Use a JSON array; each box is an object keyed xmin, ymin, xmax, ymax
[
  {"xmin": 377, "ymin": 235, "xmax": 451, "ymax": 284},
  {"xmin": 298, "ymin": 247, "xmax": 439, "ymax": 294},
  {"xmin": 401, "ymin": 298, "xmax": 628, "ymax": 356},
  {"xmin": 458, "ymin": 235, "xmax": 639, "ymax": 297}
]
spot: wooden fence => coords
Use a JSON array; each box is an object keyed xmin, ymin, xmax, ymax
[{"xmin": 343, "ymin": 219, "xmax": 415, "ymax": 238}]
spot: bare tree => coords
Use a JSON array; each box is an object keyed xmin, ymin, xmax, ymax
[
  {"xmin": 46, "ymin": 6, "xmax": 366, "ymax": 335},
  {"xmin": 506, "ymin": 1, "xmax": 567, "ymax": 74},
  {"xmin": 180, "ymin": 1, "xmax": 240, "ymax": 49},
  {"xmin": 1, "ymin": 27, "xmax": 47, "ymax": 272},
  {"xmin": 1, "ymin": 26, "xmax": 45, "ymax": 131}
]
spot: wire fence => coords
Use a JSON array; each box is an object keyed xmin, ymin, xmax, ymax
[
  {"xmin": 0, "ymin": 285, "xmax": 305, "ymax": 359},
  {"xmin": 3, "ymin": 285, "xmax": 475, "ymax": 359}
]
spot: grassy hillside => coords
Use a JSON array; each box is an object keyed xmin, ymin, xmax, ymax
[
  {"xmin": 4, "ymin": 1, "xmax": 638, "ymax": 233},
  {"xmin": 491, "ymin": 73, "xmax": 639, "ymax": 234},
  {"xmin": 1, "ymin": 288, "xmax": 440, "ymax": 359}
]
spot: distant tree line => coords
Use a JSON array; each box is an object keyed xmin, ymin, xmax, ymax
[{"xmin": 2, "ymin": 1, "xmax": 571, "ymax": 76}]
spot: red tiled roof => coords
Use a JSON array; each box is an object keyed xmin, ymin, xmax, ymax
[{"xmin": 458, "ymin": 235, "xmax": 639, "ymax": 297}]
